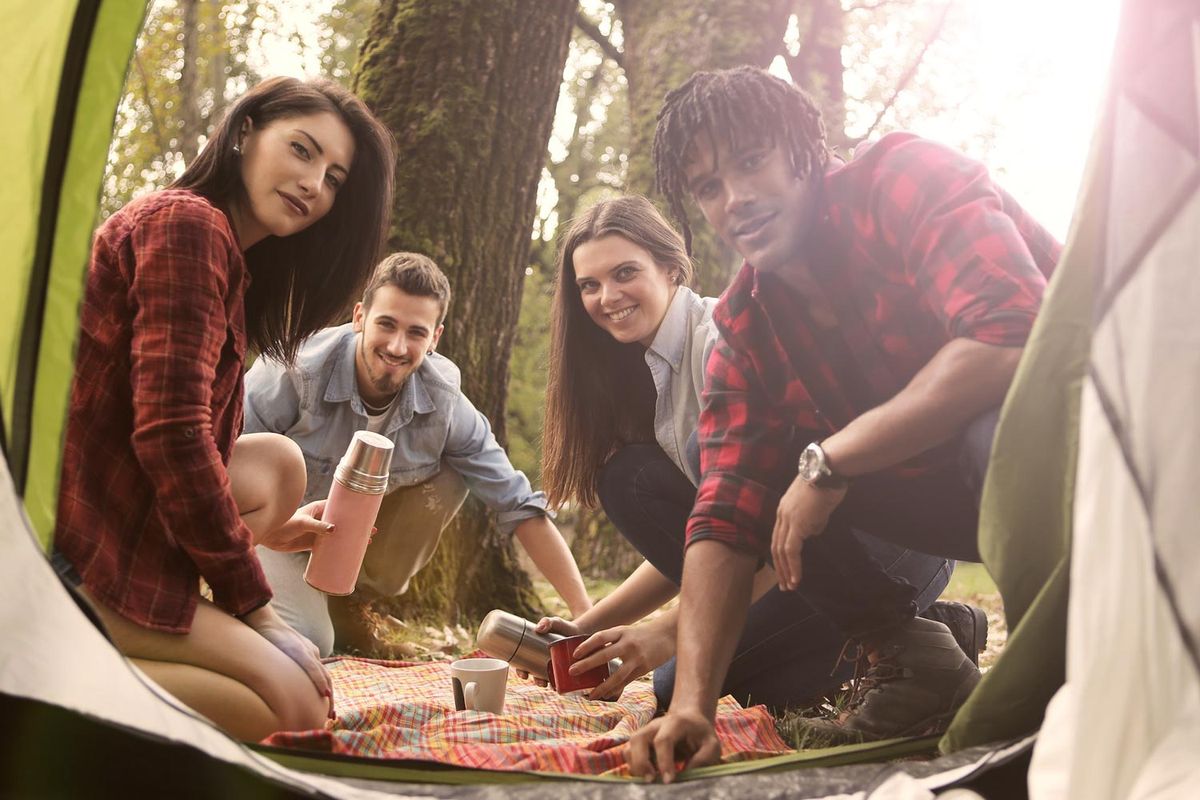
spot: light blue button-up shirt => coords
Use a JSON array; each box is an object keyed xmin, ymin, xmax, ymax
[
  {"xmin": 643, "ymin": 287, "xmax": 719, "ymax": 486},
  {"xmin": 243, "ymin": 324, "xmax": 548, "ymax": 533}
]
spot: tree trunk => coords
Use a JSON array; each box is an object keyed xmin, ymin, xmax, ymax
[
  {"xmin": 177, "ymin": 0, "xmax": 202, "ymax": 164},
  {"xmin": 616, "ymin": 0, "xmax": 793, "ymax": 293},
  {"xmin": 352, "ymin": 0, "xmax": 575, "ymax": 624},
  {"xmin": 786, "ymin": 0, "xmax": 849, "ymax": 152}
]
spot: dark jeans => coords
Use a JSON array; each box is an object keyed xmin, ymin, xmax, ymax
[{"xmin": 596, "ymin": 416, "xmax": 990, "ymax": 710}]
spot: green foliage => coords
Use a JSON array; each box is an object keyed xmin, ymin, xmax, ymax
[
  {"xmin": 316, "ymin": 0, "xmax": 378, "ymax": 86},
  {"xmin": 504, "ymin": 267, "xmax": 552, "ymax": 482},
  {"xmin": 101, "ymin": 0, "xmax": 264, "ymax": 218}
]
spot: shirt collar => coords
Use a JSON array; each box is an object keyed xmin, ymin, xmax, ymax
[{"xmin": 646, "ymin": 286, "xmax": 697, "ymax": 373}]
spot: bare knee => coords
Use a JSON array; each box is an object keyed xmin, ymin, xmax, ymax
[
  {"xmin": 251, "ymin": 659, "xmax": 329, "ymax": 733},
  {"xmin": 265, "ymin": 433, "xmax": 307, "ymax": 520},
  {"xmin": 232, "ymin": 432, "xmax": 308, "ymax": 534}
]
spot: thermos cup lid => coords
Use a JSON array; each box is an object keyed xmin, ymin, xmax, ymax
[{"xmin": 335, "ymin": 430, "xmax": 393, "ymax": 494}]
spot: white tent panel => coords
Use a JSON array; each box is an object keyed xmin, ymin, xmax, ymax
[{"xmin": 0, "ymin": 456, "xmax": 427, "ymax": 800}]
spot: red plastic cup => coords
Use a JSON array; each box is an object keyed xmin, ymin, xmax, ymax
[{"xmin": 547, "ymin": 634, "xmax": 609, "ymax": 694}]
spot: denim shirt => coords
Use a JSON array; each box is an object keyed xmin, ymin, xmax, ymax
[
  {"xmin": 243, "ymin": 324, "xmax": 548, "ymax": 533},
  {"xmin": 644, "ymin": 287, "xmax": 719, "ymax": 486}
]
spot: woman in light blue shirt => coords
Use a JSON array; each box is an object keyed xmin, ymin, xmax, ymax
[{"xmin": 538, "ymin": 196, "xmax": 956, "ymax": 711}]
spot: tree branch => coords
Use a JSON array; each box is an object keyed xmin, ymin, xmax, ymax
[
  {"xmin": 575, "ymin": 9, "xmax": 624, "ymax": 69},
  {"xmin": 856, "ymin": 0, "xmax": 953, "ymax": 144}
]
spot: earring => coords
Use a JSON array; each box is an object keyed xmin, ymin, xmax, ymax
[
  {"xmin": 426, "ymin": 350, "xmax": 433, "ymax": 355},
  {"xmin": 232, "ymin": 143, "xmax": 241, "ymax": 155}
]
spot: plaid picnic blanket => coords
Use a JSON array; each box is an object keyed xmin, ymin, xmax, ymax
[{"xmin": 264, "ymin": 655, "xmax": 793, "ymax": 776}]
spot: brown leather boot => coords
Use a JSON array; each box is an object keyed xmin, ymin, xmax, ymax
[
  {"xmin": 920, "ymin": 601, "xmax": 989, "ymax": 666},
  {"xmin": 803, "ymin": 616, "xmax": 981, "ymax": 744}
]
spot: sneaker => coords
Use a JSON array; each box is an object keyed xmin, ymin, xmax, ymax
[
  {"xmin": 920, "ymin": 601, "xmax": 988, "ymax": 666},
  {"xmin": 804, "ymin": 616, "xmax": 982, "ymax": 744}
]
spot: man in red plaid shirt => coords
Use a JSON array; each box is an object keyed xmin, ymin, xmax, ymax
[{"xmin": 629, "ymin": 67, "xmax": 1060, "ymax": 780}]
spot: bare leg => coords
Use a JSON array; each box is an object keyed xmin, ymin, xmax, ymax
[
  {"xmin": 82, "ymin": 590, "xmax": 328, "ymax": 740},
  {"xmin": 228, "ymin": 432, "xmax": 307, "ymax": 543},
  {"xmin": 129, "ymin": 659, "xmax": 280, "ymax": 741}
]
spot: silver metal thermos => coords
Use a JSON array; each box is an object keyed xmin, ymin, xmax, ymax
[{"xmin": 475, "ymin": 609, "xmax": 563, "ymax": 681}]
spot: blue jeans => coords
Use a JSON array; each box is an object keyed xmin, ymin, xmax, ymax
[{"xmin": 597, "ymin": 440, "xmax": 962, "ymax": 712}]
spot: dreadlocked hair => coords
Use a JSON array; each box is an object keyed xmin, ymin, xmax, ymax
[{"xmin": 652, "ymin": 65, "xmax": 829, "ymax": 253}]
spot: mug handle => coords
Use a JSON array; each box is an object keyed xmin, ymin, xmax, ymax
[{"xmin": 464, "ymin": 680, "xmax": 478, "ymax": 710}]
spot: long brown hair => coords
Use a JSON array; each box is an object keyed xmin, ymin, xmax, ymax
[
  {"xmin": 171, "ymin": 76, "xmax": 396, "ymax": 363},
  {"xmin": 541, "ymin": 196, "xmax": 694, "ymax": 508}
]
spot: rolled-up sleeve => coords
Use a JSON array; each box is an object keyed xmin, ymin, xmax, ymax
[
  {"xmin": 442, "ymin": 391, "xmax": 548, "ymax": 534},
  {"xmin": 870, "ymin": 136, "xmax": 1048, "ymax": 347},
  {"xmin": 127, "ymin": 204, "xmax": 271, "ymax": 616}
]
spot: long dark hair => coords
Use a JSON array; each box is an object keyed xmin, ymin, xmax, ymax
[
  {"xmin": 541, "ymin": 196, "xmax": 693, "ymax": 508},
  {"xmin": 171, "ymin": 76, "xmax": 396, "ymax": 363}
]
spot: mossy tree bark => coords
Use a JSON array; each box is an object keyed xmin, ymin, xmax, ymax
[{"xmin": 352, "ymin": 0, "xmax": 576, "ymax": 623}]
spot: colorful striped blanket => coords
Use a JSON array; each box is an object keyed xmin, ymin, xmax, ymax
[{"xmin": 264, "ymin": 655, "xmax": 793, "ymax": 776}]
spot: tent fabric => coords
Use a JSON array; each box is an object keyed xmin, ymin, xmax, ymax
[
  {"xmin": 938, "ymin": 73, "xmax": 1104, "ymax": 756},
  {"xmin": 1026, "ymin": 3, "xmax": 1200, "ymax": 797},
  {"xmin": 263, "ymin": 656, "xmax": 791, "ymax": 775},
  {"xmin": 1, "ymin": 0, "xmax": 147, "ymax": 549}
]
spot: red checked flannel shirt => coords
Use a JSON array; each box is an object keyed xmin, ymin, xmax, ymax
[
  {"xmin": 55, "ymin": 189, "xmax": 272, "ymax": 633},
  {"xmin": 687, "ymin": 133, "xmax": 1061, "ymax": 556}
]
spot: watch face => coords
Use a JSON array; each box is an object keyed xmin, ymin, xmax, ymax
[{"xmin": 798, "ymin": 445, "xmax": 822, "ymax": 482}]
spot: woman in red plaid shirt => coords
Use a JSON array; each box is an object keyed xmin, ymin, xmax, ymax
[{"xmin": 53, "ymin": 77, "xmax": 394, "ymax": 740}]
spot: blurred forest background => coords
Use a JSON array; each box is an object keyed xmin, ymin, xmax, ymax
[{"xmin": 101, "ymin": 0, "xmax": 1091, "ymax": 626}]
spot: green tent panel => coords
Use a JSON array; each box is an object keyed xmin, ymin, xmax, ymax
[{"xmin": 3, "ymin": 0, "xmax": 145, "ymax": 547}]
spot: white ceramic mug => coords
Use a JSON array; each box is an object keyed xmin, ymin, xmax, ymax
[{"xmin": 450, "ymin": 657, "xmax": 509, "ymax": 713}]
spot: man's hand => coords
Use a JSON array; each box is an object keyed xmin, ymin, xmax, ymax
[
  {"xmin": 240, "ymin": 603, "xmax": 334, "ymax": 717},
  {"xmin": 771, "ymin": 479, "xmax": 847, "ymax": 591},
  {"xmin": 627, "ymin": 708, "xmax": 721, "ymax": 783},
  {"xmin": 257, "ymin": 500, "xmax": 332, "ymax": 552},
  {"xmin": 571, "ymin": 617, "xmax": 676, "ymax": 701}
]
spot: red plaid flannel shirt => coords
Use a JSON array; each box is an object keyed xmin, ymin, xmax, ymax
[
  {"xmin": 688, "ymin": 133, "xmax": 1061, "ymax": 555},
  {"xmin": 55, "ymin": 189, "xmax": 272, "ymax": 632}
]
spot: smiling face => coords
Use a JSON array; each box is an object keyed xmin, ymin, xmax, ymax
[
  {"xmin": 351, "ymin": 285, "xmax": 444, "ymax": 407},
  {"xmin": 233, "ymin": 110, "xmax": 355, "ymax": 248},
  {"xmin": 683, "ymin": 134, "xmax": 820, "ymax": 275},
  {"xmin": 573, "ymin": 234, "xmax": 680, "ymax": 347}
]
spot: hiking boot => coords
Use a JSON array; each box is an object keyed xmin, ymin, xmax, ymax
[
  {"xmin": 804, "ymin": 616, "xmax": 981, "ymax": 744},
  {"xmin": 920, "ymin": 601, "xmax": 988, "ymax": 666}
]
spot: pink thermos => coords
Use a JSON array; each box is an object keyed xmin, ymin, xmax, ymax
[{"xmin": 304, "ymin": 430, "xmax": 394, "ymax": 595}]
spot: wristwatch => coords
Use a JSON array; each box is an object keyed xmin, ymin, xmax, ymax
[{"xmin": 797, "ymin": 441, "xmax": 847, "ymax": 488}]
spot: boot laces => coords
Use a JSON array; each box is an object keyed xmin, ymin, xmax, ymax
[{"xmin": 831, "ymin": 639, "xmax": 904, "ymax": 717}]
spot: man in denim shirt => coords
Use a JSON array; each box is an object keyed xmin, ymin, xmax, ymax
[{"xmin": 245, "ymin": 253, "xmax": 591, "ymax": 656}]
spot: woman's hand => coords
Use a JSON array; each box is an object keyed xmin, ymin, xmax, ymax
[
  {"xmin": 241, "ymin": 604, "xmax": 333, "ymax": 716},
  {"xmin": 573, "ymin": 617, "xmax": 676, "ymax": 701},
  {"xmin": 256, "ymin": 499, "xmax": 332, "ymax": 552},
  {"xmin": 515, "ymin": 616, "xmax": 589, "ymax": 684}
]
